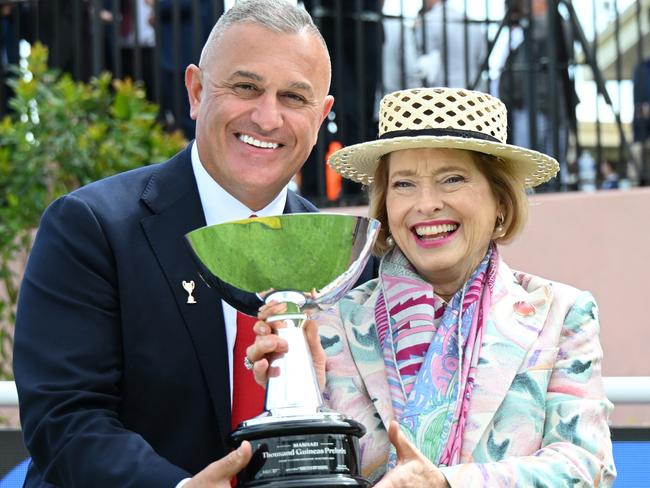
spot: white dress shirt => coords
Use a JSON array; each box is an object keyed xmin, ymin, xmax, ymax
[
  {"xmin": 191, "ymin": 141, "xmax": 288, "ymax": 403},
  {"xmin": 176, "ymin": 143, "xmax": 288, "ymax": 488}
]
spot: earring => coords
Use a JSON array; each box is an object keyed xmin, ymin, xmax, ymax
[
  {"xmin": 386, "ymin": 235, "xmax": 395, "ymax": 247},
  {"xmin": 495, "ymin": 215, "xmax": 505, "ymax": 234}
]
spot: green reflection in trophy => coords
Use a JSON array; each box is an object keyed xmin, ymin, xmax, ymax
[{"xmin": 186, "ymin": 213, "xmax": 380, "ymax": 488}]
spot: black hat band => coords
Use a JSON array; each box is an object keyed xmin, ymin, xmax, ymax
[{"xmin": 379, "ymin": 128, "xmax": 500, "ymax": 143}]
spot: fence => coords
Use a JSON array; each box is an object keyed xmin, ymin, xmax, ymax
[
  {"xmin": 2, "ymin": 378, "xmax": 649, "ymax": 482},
  {"xmin": 4, "ymin": 376, "xmax": 650, "ymax": 407},
  {"xmin": 1, "ymin": 0, "xmax": 650, "ymax": 203}
]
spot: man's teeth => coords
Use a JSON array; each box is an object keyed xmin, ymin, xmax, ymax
[
  {"xmin": 239, "ymin": 134, "xmax": 279, "ymax": 149},
  {"xmin": 415, "ymin": 224, "xmax": 458, "ymax": 237}
]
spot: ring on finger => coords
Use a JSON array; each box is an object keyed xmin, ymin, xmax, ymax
[{"xmin": 244, "ymin": 355, "xmax": 254, "ymax": 370}]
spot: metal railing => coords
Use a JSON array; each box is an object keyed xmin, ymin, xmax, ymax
[
  {"xmin": 2, "ymin": 0, "xmax": 650, "ymax": 203},
  {"xmin": 0, "ymin": 381, "xmax": 17, "ymax": 407},
  {"xmin": 2, "ymin": 377, "xmax": 650, "ymax": 407}
]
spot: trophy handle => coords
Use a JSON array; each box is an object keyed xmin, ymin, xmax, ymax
[{"xmin": 264, "ymin": 291, "xmax": 324, "ymax": 416}]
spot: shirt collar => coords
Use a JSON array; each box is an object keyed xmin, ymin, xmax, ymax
[{"xmin": 191, "ymin": 141, "xmax": 288, "ymax": 226}]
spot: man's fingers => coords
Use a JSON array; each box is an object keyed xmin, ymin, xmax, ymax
[
  {"xmin": 253, "ymin": 320, "xmax": 272, "ymax": 336},
  {"xmin": 257, "ymin": 301, "xmax": 286, "ymax": 320},
  {"xmin": 203, "ymin": 441, "xmax": 252, "ymax": 483},
  {"xmin": 226, "ymin": 441, "xmax": 253, "ymax": 472},
  {"xmin": 249, "ymin": 335, "xmax": 287, "ymax": 386},
  {"xmin": 252, "ymin": 357, "xmax": 270, "ymax": 386},
  {"xmin": 267, "ymin": 365, "xmax": 281, "ymax": 377},
  {"xmin": 256, "ymin": 288, "xmax": 275, "ymax": 300},
  {"xmin": 246, "ymin": 335, "xmax": 287, "ymax": 364}
]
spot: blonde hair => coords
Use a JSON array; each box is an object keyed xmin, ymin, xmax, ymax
[
  {"xmin": 368, "ymin": 155, "xmax": 391, "ymax": 256},
  {"xmin": 368, "ymin": 150, "xmax": 529, "ymax": 256}
]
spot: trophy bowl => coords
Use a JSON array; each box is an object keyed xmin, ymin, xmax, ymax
[{"xmin": 186, "ymin": 213, "xmax": 380, "ymax": 488}]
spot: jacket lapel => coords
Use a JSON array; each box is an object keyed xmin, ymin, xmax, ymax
[
  {"xmin": 284, "ymin": 190, "xmax": 318, "ymax": 214},
  {"xmin": 343, "ymin": 286, "xmax": 395, "ymax": 428},
  {"xmin": 460, "ymin": 259, "xmax": 552, "ymax": 459},
  {"xmin": 340, "ymin": 257, "xmax": 553, "ymax": 458},
  {"xmin": 139, "ymin": 147, "xmax": 232, "ymax": 443}
]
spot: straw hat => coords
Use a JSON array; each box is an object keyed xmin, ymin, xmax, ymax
[{"xmin": 328, "ymin": 87, "xmax": 559, "ymax": 188}]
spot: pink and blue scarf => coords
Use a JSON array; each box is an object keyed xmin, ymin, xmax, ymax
[{"xmin": 376, "ymin": 243, "xmax": 498, "ymax": 467}]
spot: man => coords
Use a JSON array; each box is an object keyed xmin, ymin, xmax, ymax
[
  {"xmin": 301, "ymin": 0, "xmax": 383, "ymax": 203},
  {"xmin": 13, "ymin": 1, "xmax": 337, "ymax": 486},
  {"xmin": 415, "ymin": 0, "xmax": 486, "ymax": 90},
  {"xmin": 154, "ymin": 0, "xmax": 213, "ymax": 138},
  {"xmin": 498, "ymin": 0, "xmax": 578, "ymax": 191}
]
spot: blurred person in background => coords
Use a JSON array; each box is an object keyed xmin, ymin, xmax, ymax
[
  {"xmin": 102, "ymin": 0, "xmax": 156, "ymax": 100},
  {"xmin": 498, "ymin": 0, "xmax": 578, "ymax": 191},
  {"xmin": 302, "ymin": 0, "xmax": 383, "ymax": 203},
  {"xmin": 149, "ymin": 0, "xmax": 212, "ymax": 138},
  {"xmin": 1, "ymin": 2, "xmax": 20, "ymax": 114},
  {"xmin": 415, "ymin": 0, "xmax": 486, "ymax": 90},
  {"xmin": 631, "ymin": 43, "xmax": 650, "ymax": 186},
  {"xmin": 249, "ymin": 87, "xmax": 616, "ymax": 486},
  {"xmin": 21, "ymin": 0, "xmax": 92, "ymax": 80},
  {"xmin": 382, "ymin": 11, "xmax": 421, "ymax": 94},
  {"xmin": 599, "ymin": 159, "xmax": 619, "ymax": 190}
]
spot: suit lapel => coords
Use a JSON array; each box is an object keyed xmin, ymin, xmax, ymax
[
  {"xmin": 284, "ymin": 191, "xmax": 318, "ymax": 214},
  {"xmin": 460, "ymin": 259, "xmax": 552, "ymax": 459},
  {"xmin": 139, "ymin": 147, "xmax": 232, "ymax": 443}
]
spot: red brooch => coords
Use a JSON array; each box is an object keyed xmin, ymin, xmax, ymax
[{"xmin": 514, "ymin": 301, "xmax": 536, "ymax": 316}]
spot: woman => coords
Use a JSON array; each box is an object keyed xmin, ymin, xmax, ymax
[{"xmin": 249, "ymin": 87, "xmax": 616, "ymax": 487}]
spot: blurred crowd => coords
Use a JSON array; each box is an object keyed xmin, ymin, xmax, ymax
[{"xmin": 2, "ymin": 0, "xmax": 648, "ymax": 201}]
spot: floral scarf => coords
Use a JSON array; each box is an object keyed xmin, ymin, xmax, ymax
[{"xmin": 376, "ymin": 243, "xmax": 498, "ymax": 467}]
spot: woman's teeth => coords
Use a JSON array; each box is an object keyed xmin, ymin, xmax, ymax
[
  {"xmin": 415, "ymin": 223, "xmax": 458, "ymax": 239},
  {"xmin": 239, "ymin": 134, "xmax": 279, "ymax": 149}
]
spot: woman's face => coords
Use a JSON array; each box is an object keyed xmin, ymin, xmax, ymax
[{"xmin": 386, "ymin": 148, "xmax": 500, "ymax": 297}]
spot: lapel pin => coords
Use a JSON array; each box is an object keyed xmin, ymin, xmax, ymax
[{"xmin": 182, "ymin": 280, "xmax": 197, "ymax": 304}]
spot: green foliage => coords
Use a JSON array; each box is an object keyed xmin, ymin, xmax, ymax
[{"xmin": 0, "ymin": 44, "xmax": 187, "ymax": 379}]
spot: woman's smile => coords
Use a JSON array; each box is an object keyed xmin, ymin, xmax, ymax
[{"xmin": 411, "ymin": 220, "xmax": 460, "ymax": 248}]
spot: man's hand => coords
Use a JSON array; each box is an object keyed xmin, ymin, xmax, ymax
[
  {"xmin": 374, "ymin": 422, "xmax": 450, "ymax": 488},
  {"xmin": 184, "ymin": 441, "xmax": 252, "ymax": 487},
  {"xmin": 247, "ymin": 301, "xmax": 326, "ymax": 390}
]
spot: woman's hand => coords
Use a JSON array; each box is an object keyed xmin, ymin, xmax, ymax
[
  {"xmin": 246, "ymin": 301, "xmax": 327, "ymax": 390},
  {"xmin": 375, "ymin": 421, "xmax": 451, "ymax": 488}
]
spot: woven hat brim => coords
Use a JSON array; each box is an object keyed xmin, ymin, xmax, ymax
[{"xmin": 328, "ymin": 135, "xmax": 560, "ymax": 188}]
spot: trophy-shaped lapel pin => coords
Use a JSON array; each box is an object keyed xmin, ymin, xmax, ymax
[
  {"xmin": 186, "ymin": 213, "xmax": 379, "ymax": 488},
  {"xmin": 182, "ymin": 280, "xmax": 197, "ymax": 304}
]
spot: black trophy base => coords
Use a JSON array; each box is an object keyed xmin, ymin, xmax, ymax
[{"xmin": 229, "ymin": 415, "xmax": 370, "ymax": 487}]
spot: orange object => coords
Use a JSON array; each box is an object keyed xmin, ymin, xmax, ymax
[{"xmin": 325, "ymin": 141, "xmax": 343, "ymax": 201}]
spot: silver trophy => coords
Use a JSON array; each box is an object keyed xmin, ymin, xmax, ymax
[{"xmin": 186, "ymin": 213, "xmax": 380, "ymax": 487}]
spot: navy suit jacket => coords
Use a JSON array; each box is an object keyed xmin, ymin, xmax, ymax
[{"xmin": 14, "ymin": 145, "xmax": 361, "ymax": 487}]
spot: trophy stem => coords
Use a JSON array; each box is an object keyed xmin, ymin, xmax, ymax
[{"xmin": 264, "ymin": 291, "xmax": 323, "ymax": 415}]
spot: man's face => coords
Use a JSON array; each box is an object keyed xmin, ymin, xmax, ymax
[{"xmin": 186, "ymin": 23, "xmax": 334, "ymax": 210}]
